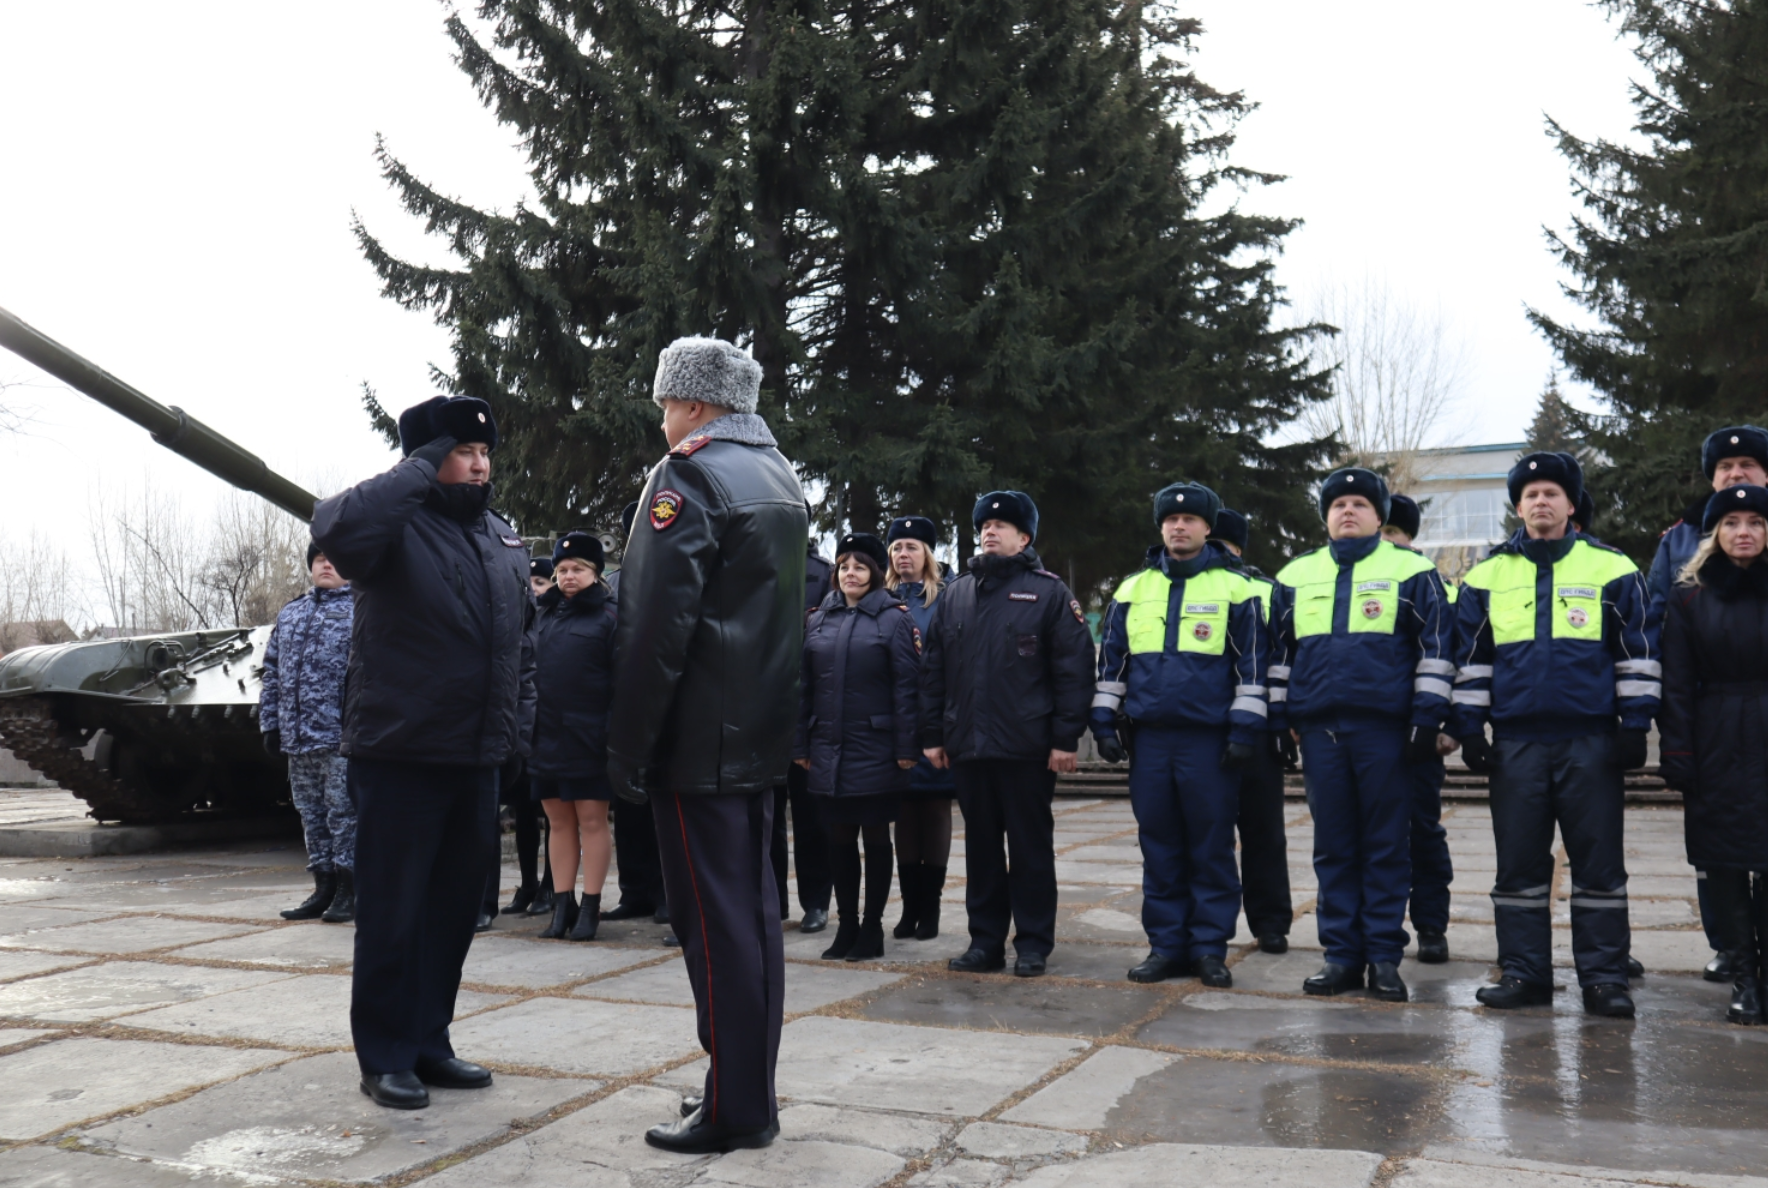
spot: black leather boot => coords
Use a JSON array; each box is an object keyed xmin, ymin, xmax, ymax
[
  {"xmin": 503, "ymin": 883, "xmax": 539, "ymax": 915},
  {"xmin": 1128, "ymin": 951, "xmax": 1193, "ymax": 983},
  {"xmin": 1582, "ymin": 983, "xmax": 1636, "ymax": 1018},
  {"xmin": 281, "ymin": 869, "xmax": 336, "ymax": 921},
  {"xmin": 915, "ymin": 865, "xmax": 945, "ymax": 941},
  {"xmin": 1415, "ymin": 931, "xmax": 1449, "ymax": 964},
  {"xmin": 321, "ymin": 869, "xmax": 355, "ymax": 923},
  {"xmin": 525, "ymin": 884, "xmax": 556, "ymax": 917},
  {"xmin": 1197, "ymin": 954, "xmax": 1232, "ymax": 988},
  {"xmin": 892, "ymin": 859, "xmax": 919, "ymax": 939},
  {"xmin": 822, "ymin": 917, "xmax": 859, "ymax": 959},
  {"xmin": 846, "ymin": 919, "xmax": 885, "ymax": 961},
  {"xmin": 1476, "ymin": 974, "xmax": 1553, "ymax": 1009},
  {"xmin": 1710, "ymin": 869, "xmax": 1763, "ymax": 1024},
  {"xmin": 603, "ymin": 900, "xmax": 654, "ymax": 921},
  {"xmin": 568, "ymin": 893, "xmax": 601, "ymax": 941},
  {"xmin": 1367, "ymin": 961, "xmax": 1408, "ymax": 1002},
  {"xmin": 539, "ymin": 890, "xmax": 578, "ymax": 939},
  {"xmin": 1303, "ymin": 962, "xmax": 1364, "ymax": 996}
]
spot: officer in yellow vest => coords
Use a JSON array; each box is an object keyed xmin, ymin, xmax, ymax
[
  {"xmin": 1092, "ymin": 483, "xmax": 1269, "ymax": 986},
  {"xmin": 1270, "ymin": 468, "xmax": 1453, "ymax": 1003},
  {"xmin": 1449, "ymin": 452, "xmax": 1656, "ymax": 1018}
]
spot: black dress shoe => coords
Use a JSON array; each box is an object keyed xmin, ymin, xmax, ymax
[
  {"xmin": 474, "ymin": 911, "xmax": 494, "ymax": 933},
  {"xmin": 1415, "ymin": 931, "xmax": 1449, "ymax": 964},
  {"xmin": 1475, "ymin": 975, "xmax": 1553, "ymax": 1009},
  {"xmin": 414, "ymin": 1056, "xmax": 493, "ymax": 1089},
  {"xmin": 949, "ymin": 948, "xmax": 1006, "ymax": 973},
  {"xmin": 680, "ymin": 1095, "xmax": 702, "ymax": 1117},
  {"xmin": 1127, "ymin": 951, "xmax": 1192, "ymax": 983},
  {"xmin": 1197, "ymin": 954, "xmax": 1232, "ymax": 988},
  {"xmin": 653, "ymin": 904, "xmax": 672, "ymax": 925},
  {"xmin": 602, "ymin": 901, "xmax": 654, "ymax": 921},
  {"xmin": 524, "ymin": 886, "xmax": 555, "ymax": 917},
  {"xmin": 1304, "ymin": 962, "xmax": 1365, "ymax": 996},
  {"xmin": 361, "ymin": 1071, "xmax": 430, "ymax": 1110},
  {"xmin": 1582, "ymin": 983, "xmax": 1636, "ymax": 1019},
  {"xmin": 1014, "ymin": 953, "xmax": 1047, "ymax": 978},
  {"xmin": 664, "ymin": 933, "xmax": 681, "ymax": 947},
  {"xmin": 644, "ymin": 1111, "xmax": 778, "ymax": 1154},
  {"xmin": 1367, "ymin": 961, "xmax": 1408, "ymax": 1002},
  {"xmin": 502, "ymin": 884, "xmax": 538, "ymax": 915},
  {"xmin": 1627, "ymin": 955, "xmax": 1645, "ymax": 979},
  {"xmin": 1256, "ymin": 933, "xmax": 1288, "ymax": 955},
  {"xmin": 1705, "ymin": 951, "xmax": 1733, "ymax": 982},
  {"xmin": 799, "ymin": 907, "xmax": 829, "ymax": 934}
]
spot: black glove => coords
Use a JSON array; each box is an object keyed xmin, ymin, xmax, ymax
[
  {"xmin": 1221, "ymin": 741, "xmax": 1257, "ymax": 770},
  {"xmin": 261, "ymin": 730, "xmax": 281, "ymax": 756},
  {"xmin": 1460, "ymin": 731, "xmax": 1492, "ymax": 774},
  {"xmin": 1615, "ymin": 729, "xmax": 1649, "ymax": 771},
  {"xmin": 1278, "ymin": 731, "xmax": 1299, "ymax": 771},
  {"xmin": 1405, "ymin": 725, "xmax": 1441, "ymax": 765},
  {"xmin": 1659, "ymin": 753, "xmax": 1696, "ymax": 794},
  {"xmin": 1095, "ymin": 734, "xmax": 1127, "ymax": 765},
  {"xmin": 410, "ymin": 434, "xmax": 459, "ymax": 472}
]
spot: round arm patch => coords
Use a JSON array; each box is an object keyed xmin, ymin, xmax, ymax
[{"xmin": 650, "ymin": 488, "xmax": 685, "ymax": 530}]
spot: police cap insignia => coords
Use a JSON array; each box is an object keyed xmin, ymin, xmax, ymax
[
  {"xmin": 478, "ymin": 411, "xmax": 487, "ymax": 423},
  {"xmin": 650, "ymin": 488, "xmax": 685, "ymax": 530}
]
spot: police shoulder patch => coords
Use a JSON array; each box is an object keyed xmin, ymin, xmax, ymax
[
  {"xmin": 1070, "ymin": 599, "xmax": 1086, "ymax": 624},
  {"xmin": 650, "ymin": 488, "xmax": 685, "ymax": 530},
  {"xmin": 669, "ymin": 433, "xmax": 713, "ymax": 458}
]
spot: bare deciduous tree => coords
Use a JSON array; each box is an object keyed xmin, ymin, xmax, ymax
[{"xmin": 0, "ymin": 530, "xmax": 78, "ymax": 653}]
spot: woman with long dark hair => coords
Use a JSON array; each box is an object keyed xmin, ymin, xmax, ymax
[
  {"xmin": 1661, "ymin": 484, "xmax": 1768, "ymax": 1024},
  {"xmin": 796, "ymin": 532, "xmax": 922, "ymax": 960},
  {"xmin": 884, "ymin": 515, "xmax": 955, "ymax": 938}
]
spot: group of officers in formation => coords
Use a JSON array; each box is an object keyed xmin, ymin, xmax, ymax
[{"xmin": 265, "ymin": 331, "xmax": 1768, "ymax": 1156}]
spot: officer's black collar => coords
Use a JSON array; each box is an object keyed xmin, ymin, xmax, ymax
[
  {"xmin": 1148, "ymin": 543, "xmax": 1219, "ymax": 580},
  {"xmin": 542, "ymin": 583, "xmax": 610, "ymax": 613},
  {"xmin": 819, "ymin": 586, "xmax": 902, "ymax": 615},
  {"xmin": 1699, "ymin": 553, "xmax": 1768, "ymax": 601},
  {"xmin": 969, "ymin": 547, "xmax": 1040, "ymax": 582},
  {"xmin": 1506, "ymin": 527, "xmax": 1578, "ymax": 565},
  {"xmin": 1327, "ymin": 533, "xmax": 1382, "ymax": 565},
  {"xmin": 426, "ymin": 481, "xmax": 494, "ymax": 524}
]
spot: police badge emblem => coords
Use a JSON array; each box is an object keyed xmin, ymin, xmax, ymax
[
  {"xmin": 650, "ymin": 488, "xmax": 684, "ymax": 530},
  {"xmin": 1192, "ymin": 621, "xmax": 1212, "ymax": 642},
  {"xmin": 1567, "ymin": 606, "xmax": 1588, "ymax": 628},
  {"xmin": 1361, "ymin": 599, "xmax": 1383, "ymax": 620}
]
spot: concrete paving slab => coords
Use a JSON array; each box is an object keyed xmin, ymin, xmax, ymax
[
  {"xmin": 153, "ymin": 892, "xmax": 314, "ymax": 923},
  {"xmin": 1051, "ymin": 861, "xmax": 1142, "ymax": 886},
  {"xmin": 0, "ymin": 960, "xmax": 294, "ymax": 1023},
  {"xmin": 0, "ymin": 915, "xmax": 261, "ymax": 955},
  {"xmin": 0, "ymin": 949, "xmax": 92, "ymax": 982},
  {"xmin": 1409, "ymin": 1149, "xmax": 1768, "ymax": 1188},
  {"xmin": 856, "ymin": 973, "xmax": 1159, "ymax": 1038},
  {"xmin": 577, "ymin": 955, "xmax": 900, "ymax": 1014},
  {"xmin": 911, "ymin": 1157, "xmax": 1011, "ymax": 1187},
  {"xmin": 77, "ymin": 1051, "xmax": 595, "ymax": 1184},
  {"xmin": 446, "ymin": 995, "xmax": 701, "ymax": 1076},
  {"xmin": 1060, "ymin": 845, "xmax": 1144, "ymax": 864},
  {"xmin": 1038, "ymin": 942, "xmax": 1163, "ymax": 983},
  {"xmin": 1137, "ymin": 991, "xmax": 1458, "ymax": 1065},
  {"xmin": 168, "ymin": 923, "xmax": 356, "ymax": 969},
  {"xmin": 1009, "ymin": 1143, "xmax": 1384, "ymax": 1187},
  {"xmin": 1625, "ymin": 928, "xmax": 1714, "ymax": 973},
  {"xmin": 0, "ymin": 877, "xmax": 80, "ymax": 904},
  {"xmin": 0, "ymin": 1145, "xmax": 275, "ymax": 1187},
  {"xmin": 1065, "ymin": 908, "xmax": 1143, "ymax": 938},
  {"xmin": 776, "ymin": 1103, "xmax": 952, "ymax": 1155},
  {"xmin": 21, "ymin": 880, "xmax": 300, "ymax": 913},
  {"xmin": 956, "ymin": 1121, "xmax": 1088, "ymax": 1158},
  {"xmin": 0, "ymin": 1026, "xmax": 61, "ymax": 1049},
  {"xmin": 699, "ymin": 1138, "xmax": 905, "ymax": 1188},
  {"xmin": 0, "ymin": 1036, "xmax": 286, "ymax": 1140},
  {"xmin": 0, "ymin": 904, "xmax": 108, "ymax": 935},
  {"xmin": 1000, "ymin": 1046, "xmax": 1179, "ymax": 1129},
  {"xmin": 460, "ymin": 935, "xmax": 663, "ymax": 989}
]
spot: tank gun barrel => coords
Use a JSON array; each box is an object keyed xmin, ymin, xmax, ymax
[{"xmin": 0, "ymin": 305, "xmax": 316, "ymax": 523}]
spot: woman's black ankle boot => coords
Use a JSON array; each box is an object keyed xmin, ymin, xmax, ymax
[
  {"xmin": 916, "ymin": 865, "xmax": 946, "ymax": 940},
  {"xmin": 568, "ymin": 894, "xmax": 601, "ymax": 941},
  {"xmin": 540, "ymin": 890, "xmax": 578, "ymax": 939}
]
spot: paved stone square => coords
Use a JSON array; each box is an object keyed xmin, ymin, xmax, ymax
[{"xmin": 0, "ymin": 792, "xmax": 1761, "ymax": 1186}]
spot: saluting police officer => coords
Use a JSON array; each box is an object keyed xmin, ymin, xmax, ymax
[
  {"xmin": 1380, "ymin": 493, "xmax": 1454, "ymax": 965},
  {"xmin": 921, "ymin": 491, "xmax": 1095, "ymax": 978},
  {"xmin": 311, "ymin": 395, "xmax": 535, "ymax": 1110},
  {"xmin": 1093, "ymin": 483, "xmax": 1269, "ymax": 986},
  {"xmin": 1213, "ymin": 507, "xmax": 1295, "ymax": 954},
  {"xmin": 1270, "ymin": 468, "xmax": 1453, "ymax": 1003},
  {"xmin": 1450, "ymin": 451, "xmax": 1657, "ymax": 1018},
  {"xmin": 608, "ymin": 337, "xmax": 807, "ymax": 1154}
]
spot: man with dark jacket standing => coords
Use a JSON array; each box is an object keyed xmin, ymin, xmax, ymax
[
  {"xmin": 921, "ymin": 491, "xmax": 1095, "ymax": 978},
  {"xmin": 609, "ymin": 336, "xmax": 807, "ymax": 1155},
  {"xmin": 311, "ymin": 395, "xmax": 536, "ymax": 1111}
]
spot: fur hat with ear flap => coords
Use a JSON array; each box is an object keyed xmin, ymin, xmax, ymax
[
  {"xmin": 836, "ymin": 532, "xmax": 889, "ymax": 571},
  {"xmin": 1213, "ymin": 508, "xmax": 1250, "ymax": 552},
  {"xmin": 1702, "ymin": 425, "xmax": 1768, "ymax": 479},
  {"xmin": 552, "ymin": 531, "xmax": 605, "ymax": 572},
  {"xmin": 972, "ymin": 490, "xmax": 1039, "ymax": 542},
  {"xmin": 1319, "ymin": 468, "xmax": 1390, "ymax": 522},
  {"xmin": 1153, "ymin": 482, "xmax": 1221, "ymax": 531},
  {"xmin": 529, "ymin": 556, "xmax": 554, "ymax": 581},
  {"xmin": 1703, "ymin": 484, "xmax": 1768, "ymax": 533},
  {"xmin": 1507, "ymin": 451, "xmax": 1583, "ymax": 509},
  {"xmin": 652, "ymin": 336, "xmax": 763, "ymax": 415},
  {"xmin": 1385, "ymin": 493, "xmax": 1422, "ymax": 540},
  {"xmin": 306, "ymin": 541, "xmax": 324, "ymax": 569},
  {"xmin": 887, "ymin": 515, "xmax": 939, "ymax": 548},
  {"xmin": 398, "ymin": 395, "xmax": 498, "ymax": 456}
]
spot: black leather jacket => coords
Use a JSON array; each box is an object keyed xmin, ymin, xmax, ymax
[
  {"xmin": 311, "ymin": 457, "xmax": 536, "ymax": 767},
  {"xmin": 608, "ymin": 414, "xmax": 809, "ymax": 797}
]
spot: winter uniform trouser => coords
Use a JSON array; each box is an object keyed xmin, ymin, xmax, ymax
[
  {"xmin": 1408, "ymin": 755, "xmax": 1454, "ymax": 935},
  {"xmin": 1698, "ymin": 873, "xmax": 1723, "ymax": 951},
  {"xmin": 1128, "ymin": 726, "xmax": 1245, "ymax": 960},
  {"xmin": 288, "ymin": 751, "xmax": 355, "ymax": 872},
  {"xmin": 955, "ymin": 759, "xmax": 1058, "ymax": 960},
  {"xmin": 653, "ymin": 788, "xmax": 784, "ymax": 1132},
  {"xmin": 771, "ymin": 762, "xmax": 832, "ymax": 915},
  {"xmin": 1299, "ymin": 724, "xmax": 1413, "ymax": 967},
  {"xmin": 349, "ymin": 760, "xmax": 495, "ymax": 1076},
  {"xmin": 1489, "ymin": 734, "xmax": 1630, "ymax": 988},
  {"xmin": 1237, "ymin": 739, "xmax": 1293, "ymax": 938},
  {"xmin": 613, "ymin": 796, "xmax": 665, "ymax": 912}
]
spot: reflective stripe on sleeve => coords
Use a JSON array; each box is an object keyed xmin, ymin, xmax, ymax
[
  {"xmin": 1267, "ymin": 687, "xmax": 1288, "ymax": 704},
  {"xmin": 1414, "ymin": 677, "xmax": 1453, "ymax": 699},
  {"xmin": 1230, "ymin": 696, "xmax": 1268, "ymax": 718},
  {"xmin": 1234, "ymin": 685, "xmax": 1267, "ymax": 696},
  {"xmin": 1267, "ymin": 665, "xmax": 1291, "ymax": 680},
  {"xmin": 1454, "ymin": 664, "xmax": 1493, "ymax": 683},
  {"xmin": 1614, "ymin": 659, "xmax": 1661, "ymax": 677},
  {"xmin": 1615, "ymin": 680, "xmax": 1661, "ymax": 699},
  {"xmin": 1415, "ymin": 658, "xmax": 1457, "ymax": 676},
  {"xmin": 1092, "ymin": 691, "xmax": 1124, "ymax": 711},
  {"xmin": 1451, "ymin": 689, "xmax": 1491, "ymax": 706}
]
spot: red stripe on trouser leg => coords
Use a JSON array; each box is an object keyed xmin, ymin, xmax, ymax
[{"xmin": 672, "ymin": 792, "xmax": 718, "ymax": 1123}]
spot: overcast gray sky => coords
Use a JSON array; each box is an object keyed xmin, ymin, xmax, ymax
[{"xmin": 0, "ymin": 1, "xmax": 1639, "ymax": 565}]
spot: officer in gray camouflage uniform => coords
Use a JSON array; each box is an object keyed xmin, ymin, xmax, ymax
[{"xmin": 262, "ymin": 543, "xmax": 358, "ymax": 923}]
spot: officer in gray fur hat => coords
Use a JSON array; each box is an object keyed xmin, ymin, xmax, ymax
[{"xmin": 609, "ymin": 336, "xmax": 808, "ymax": 1154}]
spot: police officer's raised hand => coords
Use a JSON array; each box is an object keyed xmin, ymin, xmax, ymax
[
  {"xmin": 1404, "ymin": 725, "xmax": 1441, "ymax": 765},
  {"xmin": 1220, "ymin": 741, "xmax": 1257, "ymax": 770},
  {"xmin": 1615, "ymin": 729, "xmax": 1649, "ymax": 771},
  {"xmin": 1459, "ymin": 731, "xmax": 1492, "ymax": 774},
  {"xmin": 410, "ymin": 435, "xmax": 460, "ymax": 472},
  {"xmin": 1048, "ymin": 749, "xmax": 1078, "ymax": 774},
  {"xmin": 1094, "ymin": 734, "xmax": 1127, "ymax": 765}
]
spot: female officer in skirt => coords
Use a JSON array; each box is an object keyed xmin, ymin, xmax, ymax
[
  {"xmin": 884, "ymin": 515, "xmax": 956, "ymax": 938},
  {"xmin": 796, "ymin": 532, "xmax": 923, "ymax": 960},
  {"xmin": 531, "ymin": 531, "xmax": 619, "ymax": 941},
  {"xmin": 1661, "ymin": 484, "xmax": 1768, "ymax": 1024}
]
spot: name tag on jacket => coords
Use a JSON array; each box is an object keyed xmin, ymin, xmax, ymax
[{"xmin": 1008, "ymin": 592, "xmax": 1038, "ymax": 602}]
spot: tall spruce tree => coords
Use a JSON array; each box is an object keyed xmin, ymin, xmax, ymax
[
  {"xmin": 1525, "ymin": 373, "xmax": 1586, "ymax": 458},
  {"xmin": 1531, "ymin": 0, "xmax": 1768, "ymax": 564},
  {"xmin": 357, "ymin": 0, "xmax": 1331, "ymax": 594}
]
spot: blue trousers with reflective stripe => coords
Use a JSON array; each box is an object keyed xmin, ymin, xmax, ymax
[
  {"xmin": 1299, "ymin": 724, "xmax": 1412, "ymax": 966},
  {"xmin": 1408, "ymin": 756, "xmax": 1453, "ymax": 935},
  {"xmin": 1489, "ymin": 734, "xmax": 1629, "ymax": 988},
  {"xmin": 1128, "ymin": 726, "xmax": 1243, "ymax": 960}
]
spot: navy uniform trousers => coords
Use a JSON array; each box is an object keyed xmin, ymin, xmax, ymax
[
  {"xmin": 1490, "ymin": 734, "xmax": 1630, "ymax": 988},
  {"xmin": 350, "ymin": 759, "xmax": 497, "ymax": 1076},
  {"xmin": 1130, "ymin": 726, "xmax": 1244, "ymax": 960},
  {"xmin": 1408, "ymin": 756, "xmax": 1454, "ymax": 935},
  {"xmin": 613, "ymin": 797, "xmax": 666, "ymax": 914},
  {"xmin": 771, "ymin": 761, "xmax": 832, "ymax": 917},
  {"xmin": 653, "ymin": 788, "xmax": 784, "ymax": 1131},
  {"xmin": 1237, "ymin": 739, "xmax": 1293, "ymax": 938},
  {"xmin": 1299, "ymin": 723, "xmax": 1413, "ymax": 967},
  {"xmin": 955, "ymin": 759, "xmax": 1058, "ymax": 960}
]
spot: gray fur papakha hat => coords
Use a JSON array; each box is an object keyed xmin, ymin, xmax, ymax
[{"xmin": 652, "ymin": 336, "xmax": 762, "ymax": 415}]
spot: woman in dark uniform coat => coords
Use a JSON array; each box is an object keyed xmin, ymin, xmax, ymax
[
  {"xmin": 1661, "ymin": 484, "xmax": 1768, "ymax": 1024},
  {"xmin": 796, "ymin": 532, "xmax": 923, "ymax": 960},
  {"xmin": 529, "ymin": 531, "xmax": 619, "ymax": 942},
  {"xmin": 885, "ymin": 515, "xmax": 957, "ymax": 938}
]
